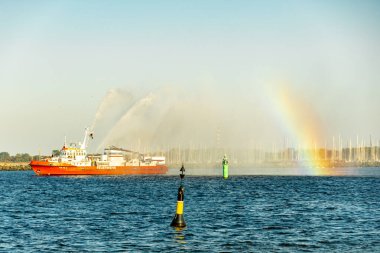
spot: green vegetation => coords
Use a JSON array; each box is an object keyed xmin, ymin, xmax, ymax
[
  {"xmin": 52, "ymin": 150, "xmax": 60, "ymax": 157},
  {"xmin": 0, "ymin": 152, "xmax": 39, "ymax": 162}
]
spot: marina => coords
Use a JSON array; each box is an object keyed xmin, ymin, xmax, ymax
[{"xmin": 134, "ymin": 138, "xmax": 380, "ymax": 169}]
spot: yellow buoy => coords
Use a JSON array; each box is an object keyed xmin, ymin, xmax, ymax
[{"xmin": 170, "ymin": 165, "xmax": 186, "ymax": 227}]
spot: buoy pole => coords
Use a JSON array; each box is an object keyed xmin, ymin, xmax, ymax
[
  {"xmin": 223, "ymin": 154, "xmax": 229, "ymax": 179},
  {"xmin": 171, "ymin": 164, "xmax": 186, "ymax": 228}
]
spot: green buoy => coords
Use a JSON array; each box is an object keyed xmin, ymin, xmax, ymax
[{"xmin": 222, "ymin": 154, "xmax": 229, "ymax": 179}]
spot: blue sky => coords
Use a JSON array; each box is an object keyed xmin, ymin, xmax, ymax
[{"xmin": 1, "ymin": 1, "xmax": 380, "ymax": 154}]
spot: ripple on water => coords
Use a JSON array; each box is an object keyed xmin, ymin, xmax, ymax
[{"xmin": 0, "ymin": 171, "xmax": 379, "ymax": 252}]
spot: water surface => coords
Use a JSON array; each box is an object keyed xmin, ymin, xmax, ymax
[{"xmin": 0, "ymin": 170, "xmax": 379, "ymax": 252}]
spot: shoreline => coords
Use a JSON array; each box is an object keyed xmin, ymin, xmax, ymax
[{"xmin": 0, "ymin": 162, "xmax": 31, "ymax": 171}]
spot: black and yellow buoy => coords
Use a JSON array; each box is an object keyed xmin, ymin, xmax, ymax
[{"xmin": 170, "ymin": 164, "xmax": 186, "ymax": 228}]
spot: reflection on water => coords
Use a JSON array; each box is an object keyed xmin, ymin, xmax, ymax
[{"xmin": 172, "ymin": 227, "xmax": 187, "ymax": 244}]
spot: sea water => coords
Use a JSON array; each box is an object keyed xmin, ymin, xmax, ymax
[{"xmin": 0, "ymin": 170, "xmax": 379, "ymax": 252}]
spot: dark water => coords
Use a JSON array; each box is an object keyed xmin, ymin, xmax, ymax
[{"xmin": 0, "ymin": 171, "xmax": 379, "ymax": 252}]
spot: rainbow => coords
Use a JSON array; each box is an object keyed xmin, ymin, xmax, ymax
[{"xmin": 265, "ymin": 82, "xmax": 338, "ymax": 175}]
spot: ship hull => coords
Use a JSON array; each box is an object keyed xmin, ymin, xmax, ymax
[{"xmin": 30, "ymin": 161, "xmax": 168, "ymax": 176}]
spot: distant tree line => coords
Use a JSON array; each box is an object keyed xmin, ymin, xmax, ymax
[{"xmin": 0, "ymin": 152, "xmax": 39, "ymax": 162}]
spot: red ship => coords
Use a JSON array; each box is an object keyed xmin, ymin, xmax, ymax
[{"xmin": 30, "ymin": 128, "xmax": 168, "ymax": 176}]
